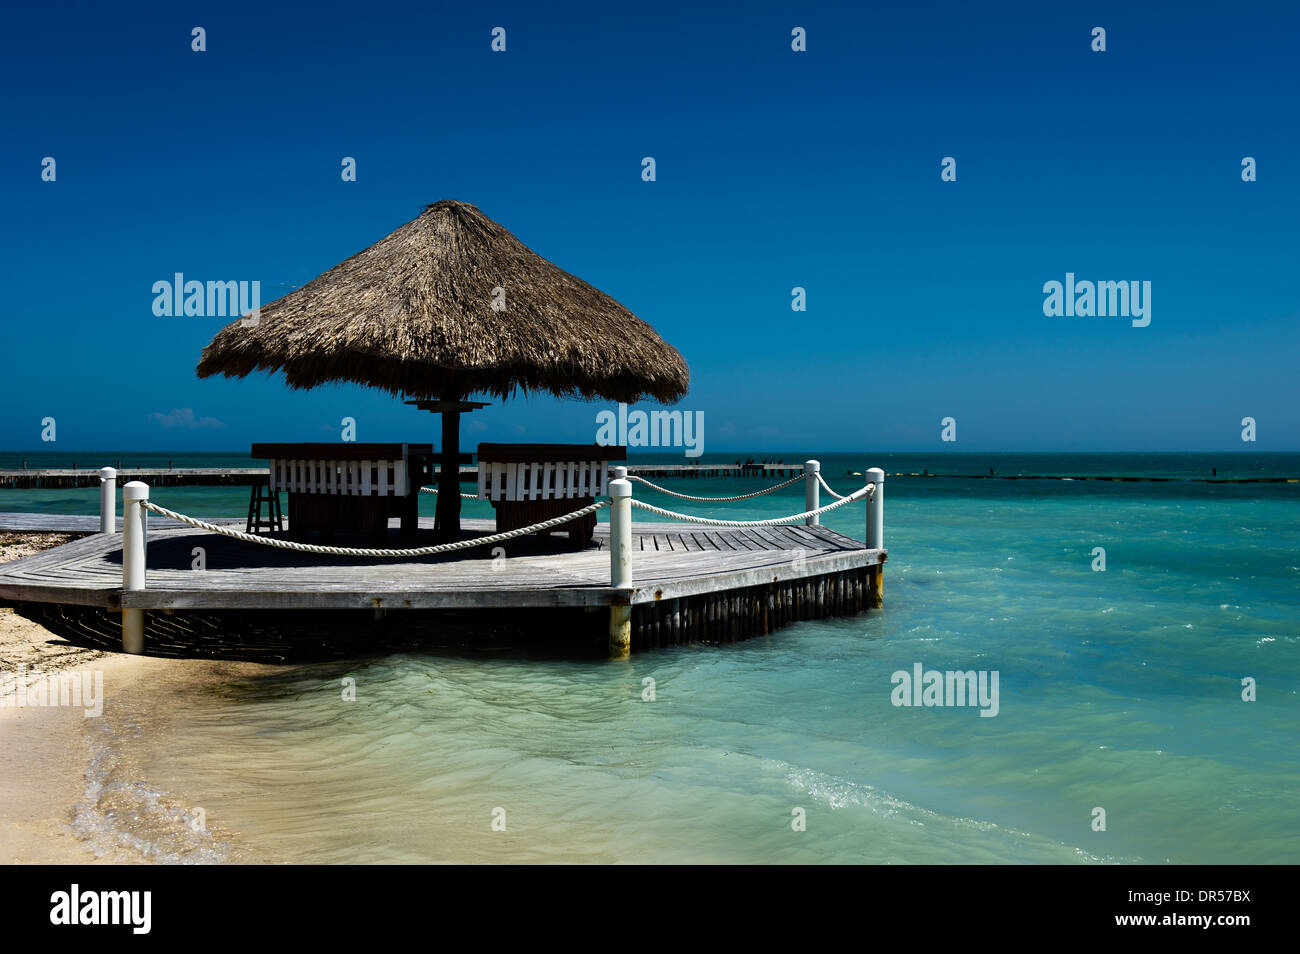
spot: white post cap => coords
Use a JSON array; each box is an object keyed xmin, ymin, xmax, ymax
[
  {"xmin": 122, "ymin": 481, "xmax": 150, "ymax": 501},
  {"xmin": 805, "ymin": 459, "xmax": 820, "ymax": 473},
  {"xmin": 99, "ymin": 466, "xmax": 117, "ymax": 480}
]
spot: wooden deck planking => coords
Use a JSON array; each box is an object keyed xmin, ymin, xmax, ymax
[{"xmin": 0, "ymin": 516, "xmax": 883, "ymax": 611}]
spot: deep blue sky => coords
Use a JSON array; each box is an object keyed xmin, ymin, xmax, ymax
[{"xmin": 3, "ymin": 0, "xmax": 1296, "ymax": 452}]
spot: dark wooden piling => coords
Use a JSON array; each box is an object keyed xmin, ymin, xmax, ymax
[{"xmin": 626, "ymin": 565, "xmax": 879, "ymax": 651}]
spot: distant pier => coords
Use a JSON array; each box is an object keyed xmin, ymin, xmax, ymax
[{"xmin": 0, "ymin": 467, "xmax": 270, "ymax": 489}]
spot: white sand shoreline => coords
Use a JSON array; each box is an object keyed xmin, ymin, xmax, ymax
[
  {"xmin": 1, "ymin": 579, "xmax": 276, "ymax": 868},
  {"xmin": 1, "ymin": 606, "xmax": 145, "ymax": 862}
]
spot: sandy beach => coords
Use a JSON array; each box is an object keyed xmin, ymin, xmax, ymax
[
  {"xmin": 1, "ymin": 608, "xmax": 138, "ymax": 863},
  {"xmin": 0, "ymin": 533, "xmax": 271, "ymax": 863}
]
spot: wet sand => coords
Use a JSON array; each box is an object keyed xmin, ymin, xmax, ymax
[
  {"xmin": 1, "ymin": 533, "xmax": 272, "ymax": 863},
  {"xmin": 1, "ymin": 605, "xmax": 283, "ymax": 863},
  {"xmin": 1, "ymin": 624, "xmax": 139, "ymax": 863}
]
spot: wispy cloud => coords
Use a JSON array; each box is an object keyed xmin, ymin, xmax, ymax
[{"xmin": 147, "ymin": 408, "xmax": 224, "ymax": 430}]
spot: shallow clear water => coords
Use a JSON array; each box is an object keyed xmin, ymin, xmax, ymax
[{"xmin": 7, "ymin": 452, "xmax": 1299, "ymax": 863}]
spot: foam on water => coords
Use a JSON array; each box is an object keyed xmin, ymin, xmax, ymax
[{"xmin": 71, "ymin": 713, "xmax": 233, "ymax": 864}]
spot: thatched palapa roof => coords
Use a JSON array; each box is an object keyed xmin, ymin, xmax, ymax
[{"xmin": 196, "ymin": 200, "xmax": 689, "ymax": 403}]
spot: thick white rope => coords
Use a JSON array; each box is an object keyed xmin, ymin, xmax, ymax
[
  {"xmin": 419, "ymin": 487, "xmax": 480, "ymax": 499},
  {"xmin": 142, "ymin": 500, "xmax": 608, "ymax": 557},
  {"xmin": 626, "ymin": 483, "xmax": 875, "ymax": 527},
  {"xmin": 627, "ymin": 473, "xmax": 803, "ymax": 501},
  {"xmin": 816, "ymin": 472, "xmax": 847, "ymax": 500}
]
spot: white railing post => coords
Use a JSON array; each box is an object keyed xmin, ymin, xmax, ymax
[
  {"xmin": 121, "ymin": 481, "xmax": 149, "ymax": 654},
  {"xmin": 804, "ymin": 459, "xmax": 820, "ymax": 526},
  {"xmin": 608, "ymin": 466, "xmax": 633, "ymax": 658},
  {"xmin": 98, "ymin": 466, "xmax": 117, "ymax": 533},
  {"xmin": 865, "ymin": 467, "xmax": 885, "ymax": 549}
]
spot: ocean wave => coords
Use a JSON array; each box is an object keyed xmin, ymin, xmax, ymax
[{"xmin": 773, "ymin": 759, "xmax": 1133, "ymax": 864}]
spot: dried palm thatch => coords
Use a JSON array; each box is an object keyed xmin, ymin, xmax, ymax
[{"xmin": 196, "ymin": 200, "xmax": 689, "ymax": 403}]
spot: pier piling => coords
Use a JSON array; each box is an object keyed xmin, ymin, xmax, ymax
[
  {"xmin": 804, "ymin": 459, "xmax": 820, "ymax": 526},
  {"xmin": 866, "ymin": 468, "xmax": 884, "ymax": 549},
  {"xmin": 121, "ymin": 481, "xmax": 149, "ymax": 654},
  {"xmin": 608, "ymin": 467, "xmax": 633, "ymax": 658},
  {"xmin": 98, "ymin": 467, "xmax": 116, "ymax": 533},
  {"xmin": 866, "ymin": 467, "xmax": 885, "ymax": 604}
]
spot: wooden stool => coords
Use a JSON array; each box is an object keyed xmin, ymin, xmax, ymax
[{"xmin": 246, "ymin": 477, "xmax": 284, "ymax": 535}]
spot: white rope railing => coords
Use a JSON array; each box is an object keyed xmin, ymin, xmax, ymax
[
  {"xmin": 816, "ymin": 472, "xmax": 847, "ymax": 501},
  {"xmin": 626, "ymin": 483, "xmax": 875, "ymax": 528},
  {"xmin": 627, "ymin": 472, "xmax": 804, "ymax": 502},
  {"xmin": 142, "ymin": 500, "xmax": 608, "ymax": 557},
  {"xmin": 419, "ymin": 487, "xmax": 480, "ymax": 499}
]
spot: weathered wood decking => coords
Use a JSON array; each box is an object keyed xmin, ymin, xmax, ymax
[
  {"xmin": 0, "ymin": 517, "xmax": 884, "ymax": 651},
  {"xmin": 0, "ymin": 517, "xmax": 879, "ymax": 609}
]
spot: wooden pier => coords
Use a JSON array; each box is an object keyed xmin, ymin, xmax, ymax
[
  {"xmin": 0, "ymin": 517, "xmax": 884, "ymax": 654},
  {"xmin": 1, "ymin": 460, "xmax": 887, "ymax": 656}
]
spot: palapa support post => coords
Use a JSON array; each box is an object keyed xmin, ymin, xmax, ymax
[
  {"xmin": 406, "ymin": 396, "xmax": 490, "ymax": 543},
  {"xmin": 98, "ymin": 467, "xmax": 117, "ymax": 533},
  {"xmin": 121, "ymin": 481, "xmax": 149, "ymax": 654},
  {"xmin": 608, "ymin": 466, "xmax": 633, "ymax": 658},
  {"xmin": 438, "ymin": 400, "xmax": 462, "ymax": 542},
  {"xmin": 804, "ymin": 459, "xmax": 820, "ymax": 526}
]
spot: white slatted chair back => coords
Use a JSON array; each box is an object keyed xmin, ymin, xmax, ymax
[
  {"xmin": 479, "ymin": 458, "xmax": 610, "ymax": 501},
  {"xmin": 266, "ymin": 453, "xmax": 411, "ymax": 497}
]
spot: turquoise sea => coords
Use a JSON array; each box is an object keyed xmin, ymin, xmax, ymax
[{"xmin": 4, "ymin": 452, "xmax": 1298, "ymax": 863}]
